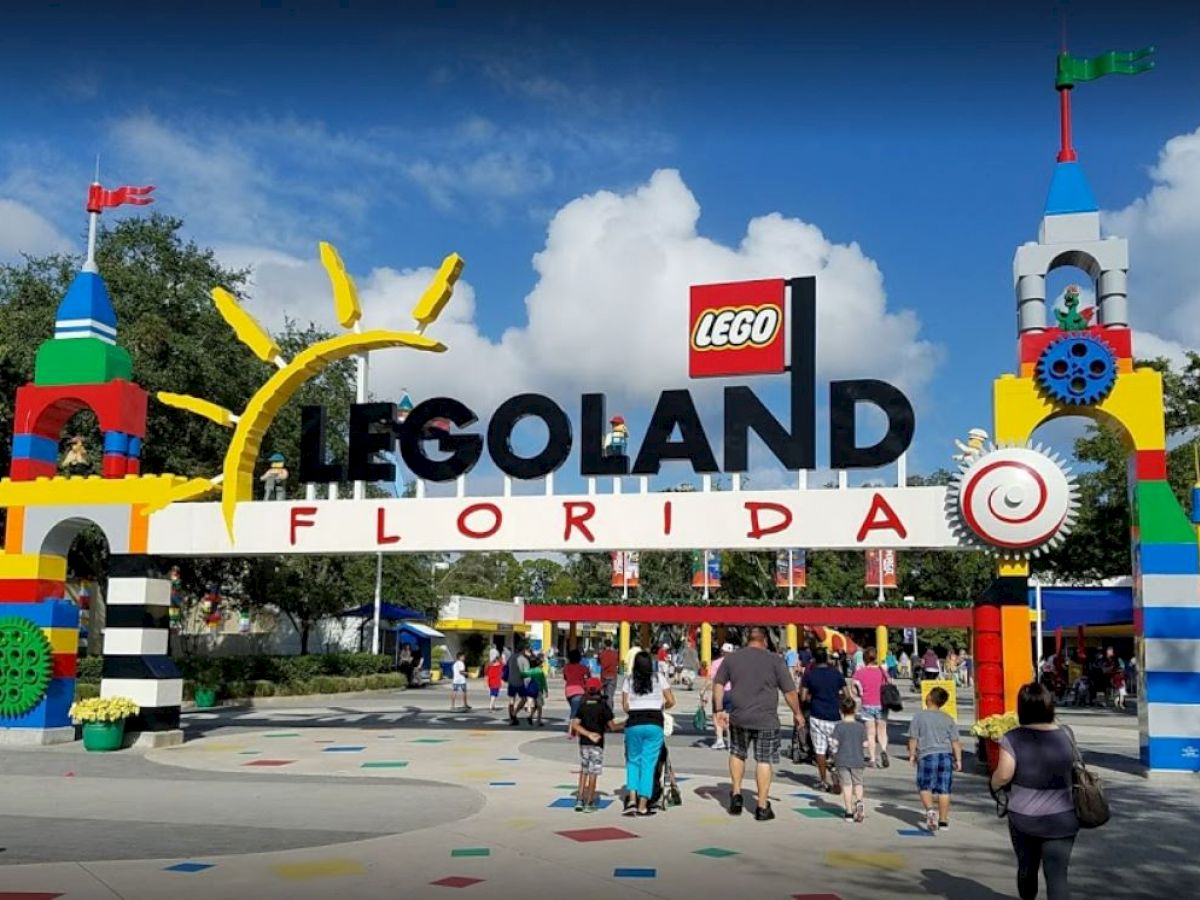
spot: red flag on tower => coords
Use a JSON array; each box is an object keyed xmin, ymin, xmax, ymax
[{"xmin": 86, "ymin": 183, "xmax": 155, "ymax": 214}]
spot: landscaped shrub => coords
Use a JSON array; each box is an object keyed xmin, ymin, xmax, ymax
[
  {"xmin": 74, "ymin": 682, "xmax": 100, "ymax": 701},
  {"xmin": 76, "ymin": 657, "xmax": 103, "ymax": 683}
]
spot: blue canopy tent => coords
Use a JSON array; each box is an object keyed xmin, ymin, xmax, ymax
[
  {"xmin": 1028, "ymin": 585, "xmax": 1133, "ymax": 630},
  {"xmin": 337, "ymin": 603, "xmax": 431, "ymax": 656}
]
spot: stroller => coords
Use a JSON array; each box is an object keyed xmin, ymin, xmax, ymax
[
  {"xmin": 649, "ymin": 742, "xmax": 683, "ymax": 811},
  {"xmin": 1069, "ymin": 675, "xmax": 1091, "ymax": 707}
]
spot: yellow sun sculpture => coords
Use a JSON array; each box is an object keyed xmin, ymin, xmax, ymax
[{"xmin": 156, "ymin": 243, "xmax": 464, "ymax": 537}]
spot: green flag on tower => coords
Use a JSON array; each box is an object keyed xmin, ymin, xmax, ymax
[{"xmin": 1056, "ymin": 47, "xmax": 1155, "ymax": 89}]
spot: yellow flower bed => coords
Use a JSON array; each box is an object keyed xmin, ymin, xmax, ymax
[
  {"xmin": 970, "ymin": 712, "xmax": 1019, "ymax": 741},
  {"xmin": 69, "ymin": 697, "xmax": 140, "ymax": 724}
]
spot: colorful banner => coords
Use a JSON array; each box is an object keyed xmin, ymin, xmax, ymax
[
  {"xmin": 691, "ymin": 550, "xmax": 721, "ymax": 589},
  {"xmin": 865, "ymin": 548, "xmax": 897, "ymax": 589},
  {"xmin": 610, "ymin": 551, "xmax": 640, "ymax": 588},
  {"xmin": 774, "ymin": 548, "xmax": 807, "ymax": 588}
]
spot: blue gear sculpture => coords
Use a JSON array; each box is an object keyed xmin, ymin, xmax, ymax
[{"xmin": 1035, "ymin": 334, "xmax": 1117, "ymax": 406}]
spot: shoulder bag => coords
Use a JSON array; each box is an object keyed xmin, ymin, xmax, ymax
[
  {"xmin": 1064, "ymin": 726, "xmax": 1110, "ymax": 828},
  {"xmin": 881, "ymin": 682, "xmax": 904, "ymax": 712}
]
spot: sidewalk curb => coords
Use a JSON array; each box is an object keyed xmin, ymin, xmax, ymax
[{"xmin": 183, "ymin": 686, "xmax": 412, "ymax": 712}]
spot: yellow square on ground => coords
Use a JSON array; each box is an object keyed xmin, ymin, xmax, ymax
[
  {"xmin": 271, "ymin": 858, "xmax": 366, "ymax": 880},
  {"xmin": 826, "ymin": 851, "xmax": 906, "ymax": 870}
]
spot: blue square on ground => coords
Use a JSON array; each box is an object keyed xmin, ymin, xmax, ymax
[
  {"xmin": 897, "ymin": 828, "xmax": 934, "ymax": 838},
  {"xmin": 790, "ymin": 792, "xmax": 819, "ymax": 799},
  {"xmin": 490, "ymin": 781, "xmax": 517, "ymax": 787},
  {"xmin": 614, "ymin": 868, "xmax": 656, "ymax": 878},
  {"xmin": 549, "ymin": 797, "xmax": 614, "ymax": 809},
  {"xmin": 497, "ymin": 757, "xmax": 519, "ymax": 761},
  {"xmin": 164, "ymin": 862, "xmax": 214, "ymax": 873},
  {"xmin": 323, "ymin": 746, "xmax": 366, "ymax": 752}
]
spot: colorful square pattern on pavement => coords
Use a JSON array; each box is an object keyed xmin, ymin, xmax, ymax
[
  {"xmin": 0, "ymin": 893, "xmax": 65, "ymax": 899},
  {"xmin": 793, "ymin": 895, "xmax": 842, "ymax": 900},
  {"xmin": 164, "ymin": 862, "xmax": 215, "ymax": 873},
  {"xmin": 430, "ymin": 876, "xmax": 484, "ymax": 888},
  {"xmin": 693, "ymin": 847, "xmax": 738, "ymax": 858},
  {"xmin": 825, "ymin": 851, "xmax": 906, "ymax": 871},
  {"xmin": 361, "ymin": 761, "xmax": 409, "ymax": 768},
  {"xmin": 793, "ymin": 807, "xmax": 840, "ymax": 818},
  {"xmin": 450, "ymin": 848, "xmax": 490, "ymax": 858},
  {"xmin": 897, "ymin": 828, "xmax": 934, "ymax": 838},
  {"xmin": 272, "ymin": 859, "xmax": 366, "ymax": 880},
  {"xmin": 243, "ymin": 759, "xmax": 295, "ymax": 767},
  {"xmin": 556, "ymin": 827, "xmax": 639, "ymax": 843},
  {"xmin": 323, "ymin": 746, "xmax": 366, "ymax": 752},
  {"xmin": 613, "ymin": 868, "xmax": 656, "ymax": 878},
  {"xmin": 412, "ymin": 738, "xmax": 450, "ymax": 744}
]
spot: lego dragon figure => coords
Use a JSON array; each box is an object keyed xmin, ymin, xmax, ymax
[{"xmin": 1055, "ymin": 285, "xmax": 1094, "ymax": 331}]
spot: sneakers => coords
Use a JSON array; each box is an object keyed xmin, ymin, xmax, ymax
[
  {"xmin": 636, "ymin": 807, "xmax": 657, "ymax": 817},
  {"xmin": 583, "ymin": 803, "xmax": 598, "ymax": 814},
  {"xmin": 854, "ymin": 800, "xmax": 865, "ymax": 823},
  {"xmin": 881, "ymin": 750, "xmax": 890, "ymax": 768},
  {"xmin": 728, "ymin": 794, "xmax": 744, "ymax": 816},
  {"xmin": 925, "ymin": 808, "xmax": 940, "ymax": 834},
  {"xmin": 939, "ymin": 821, "xmax": 950, "ymax": 831},
  {"xmin": 754, "ymin": 803, "xmax": 775, "ymax": 822},
  {"xmin": 574, "ymin": 800, "xmax": 585, "ymax": 812},
  {"xmin": 817, "ymin": 781, "xmax": 830, "ymax": 793},
  {"xmin": 622, "ymin": 800, "xmax": 637, "ymax": 817},
  {"xmin": 712, "ymin": 740, "xmax": 727, "ymax": 750},
  {"xmin": 844, "ymin": 811, "xmax": 855, "ymax": 822}
]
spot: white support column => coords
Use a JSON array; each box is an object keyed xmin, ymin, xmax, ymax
[
  {"xmin": 732, "ymin": 473, "xmax": 742, "ymax": 491},
  {"xmin": 329, "ymin": 483, "xmax": 339, "ymax": 500},
  {"xmin": 415, "ymin": 480, "xmax": 426, "ymax": 499},
  {"xmin": 588, "ymin": 478, "xmax": 596, "ymax": 496},
  {"xmin": 305, "ymin": 483, "xmax": 317, "ymax": 501},
  {"xmin": 702, "ymin": 474, "xmax": 712, "ymax": 492},
  {"xmin": 545, "ymin": 472, "xmax": 554, "ymax": 495},
  {"xmin": 838, "ymin": 470, "xmax": 848, "ymax": 490},
  {"xmin": 798, "ymin": 469, "xmax": 808, "ymax": 490},
  {"xmin": 613, "ymin": 478, "xmax": 622, "ymax": 496},
  {"xmin": 503, "ymin": 476, "xmax": 512, "ymax": 498},
  {"xmin": 639, "ymin": 476, "xmax": 649, "ymax": 494},
  {"xmin": 456, "ymin": 475, "xmax": 466, "ymax": 498},
  {"xmin": 897, "ymin": 452, "xmax": 908, "ymax": 488}
]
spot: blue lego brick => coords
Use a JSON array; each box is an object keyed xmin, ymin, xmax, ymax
[
  {"xmin": 1146, "ymin": 671, "xmax": 1200, "ymax": 705},
  {"xmin": 0, "ymin": 601, "xmax": 79, "ymax": 627},
  {"xmin": 1144, "ymin": 736, "xmax": 1200, "ymax": 772},
  {"xmin": 1143, "ymin": 608, "xmax": 1200, "ymax": 640},
  {"xmin": 0, "ymin": 676, "xmax": 75, "ymax": 728},
  {"xmin": 11, "ymin": 433, "xmax": 58, "ymax": 464},
  {"xmin": 55, "ymin": 271, "xmax": 117, "ymax": 330},
  {"xmin": 103, "ymin": 431, "xmax": 131, "ymax": 454},
  {"xmin": 1044, "ymin": 162, "xmax": 1098, "ymax": 215},
  {"xmin": 1140, "ymin": 543, "xmax": 1200, "ymax": 575},
  {"xmin": 128, "ymin": 436, "xmax": 143, "ymax": 458}
]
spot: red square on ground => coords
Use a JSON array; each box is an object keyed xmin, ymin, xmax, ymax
[
  {"xmin": 792, "ymin": 895, "xmax": 842, "ymax": 900},
  {"xmin": 242, "ymin": 759, "xmax": 294, "ymax": 767},
  {"xmin": 555, "ymin": 826, "xmax": 639, "ymax": 843},
  {"xmin": 0, "ymin": 894, "xmax": 65, "ymax": 899},
  {"xmin": 430, "ymin": 877, "xmax": 484, "ymax": 888}
]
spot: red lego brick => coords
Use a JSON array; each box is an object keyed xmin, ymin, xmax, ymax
[
  {"xmin": 1135, "ymin": 450, "xmax": 1168, "ymax": 481},
  {"xmin": 13, "ymin": 379, "xmax": 148, "ymax": 441},
  {"xmin": 1019, "ymin": 326, "xmax": 1132, "ymax": 366},
  {"xmin": 9, "ymin": 459, "xmax": 57, "ymax": 481},
  {"xmin": 102, "ymin": 454, "xmax": 127, "ymax": 478},
  {"xmin": 52, "ymin": 652, "xmax": 77, "ymax": 678},
  {"xmin": 0, "ymin": 580, "xmax": 64, "ymax": 602}
]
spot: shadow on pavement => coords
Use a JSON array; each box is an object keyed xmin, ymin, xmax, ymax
[{"xmin": 921, "ymin": 868, "xmax": 1012, "ymax": 899}]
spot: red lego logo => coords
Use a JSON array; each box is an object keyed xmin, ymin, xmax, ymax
[{"xmin": 689, "ymin": 278, "xmax": 786, "ymax": 378}]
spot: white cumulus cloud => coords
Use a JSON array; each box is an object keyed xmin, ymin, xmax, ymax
[
  {"xmin": 1104, "ymin": 126, "xmax": 1200, "ymax": 363},
  {"xmin": 228, "ymin": 169, "xmax": 941, "ymax": 421},
  {"xmin": 0, "ymin": 198, "xmax": 73, "ymax": 263}
]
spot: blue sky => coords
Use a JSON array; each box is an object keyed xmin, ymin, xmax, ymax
[{"xmin": 2, "ymin": 1, "xmax": 1199, "ymax": 491}]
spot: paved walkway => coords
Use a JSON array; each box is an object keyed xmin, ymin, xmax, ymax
[{"xmin": 1, "ymin": 683, "xmax": 1195, "ymax": 898}]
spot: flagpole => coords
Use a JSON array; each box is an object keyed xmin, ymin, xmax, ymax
[
  {"xmin": 1057, "ymin": 87, "xmax": 1077, "ymax": 162},
  {"xmin": 703, "ymin": 550, "xmax": 710, "ymax": 601},
  {"xmin": 788, "ymin": 549, "xmax": 795, "ymax": 602},
  {"xmin": 84, "ymin": 156, "xmax": 101, "ymax": 273}
]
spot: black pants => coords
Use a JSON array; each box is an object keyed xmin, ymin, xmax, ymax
[{"xmin": 1009, "ymin": 825, "xmax": 1075, "ymax": 900}]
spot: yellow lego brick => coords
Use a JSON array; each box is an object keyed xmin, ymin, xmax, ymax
[
  {"xmin": 997, "ymin": 559, "xmax": 1030, "ymax": 578},
  {"xmin": 319, "ymin": 242, "xmax": 362, "ymax": 329},
  {"xmin": 0, "ymin": 473, "xmax": 209, "ymax": 513},
  {"xmin": 43, "ymin": 627, "xmax": 77, "ymax": 653},
  {"xmin": 993, "ymin": 368, "xmax": 1166, "ymax": 451},
  {"xmin": 0, "ymin": 553, "xmax": 67, "ymax": 581}
]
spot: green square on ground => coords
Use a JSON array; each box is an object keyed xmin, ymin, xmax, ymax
[
  {"xmin": 693, "ymin": 847, "xmax": 739, "ymax": 858},
  {"xmin": 794, "ymin": 807, "xmax": 841, "ymax": 818},
  {"xmin": 411, "ymin": 738, "xmax": 450, "ymax": 744},
  {"xmin": 264, "ymin": 732, "xmax": 301, "ymax": 738},
  {"xmin": 361, "ymin": 761, "xmax": 409, "ymax": 768},
  {"xmin": 450, "ymin": 848, "xmax": 491, "ymax": 858},
  {"xmin": 554, "ymin": 784, "xmax": 578, "ymax": 790}
]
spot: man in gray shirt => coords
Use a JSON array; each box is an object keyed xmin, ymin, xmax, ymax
[
  {"xmin": 507, "ymin": 644, "xmax": 531, "ymax": 726},
  {"xmin": 713, "ymin": 626, "xmax": 802, "ymax": 821}
]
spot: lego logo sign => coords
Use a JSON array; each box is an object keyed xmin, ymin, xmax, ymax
[{"xmin": 689, "ymin": 278, "xmax": 786, "ymax": 378}]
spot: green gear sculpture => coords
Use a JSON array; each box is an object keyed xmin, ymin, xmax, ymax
[{"xmin": 0, "ymin": 616, "xmax": 55, "ymax": 718}]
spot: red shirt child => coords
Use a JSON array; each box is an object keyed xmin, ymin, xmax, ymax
[{"xmin": 486, "ymin": 659, "xmax": 504, "ymax": 696}]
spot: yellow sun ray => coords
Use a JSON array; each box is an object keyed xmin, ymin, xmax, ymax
[
  {"xmin": 411, "ymin": 252, "xmax": 464, "ymax": 331},
  {"xmin": 319, "ymin": 241, "xmax": 362, "ymax": 329},
  {"xmin": 156, "ymin": 392, "xmax": 238, "ymax": 427},
  {"xmin": 212, "ymin": 287, "xmax": 285, "ymax": 366}
]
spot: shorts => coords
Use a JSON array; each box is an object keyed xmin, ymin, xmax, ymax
[
  {"xmin": 917, "ymin": 752, "xmax": 954, "ymax": 795},
  {"xmin": 729, "ymin": 726, "xmax": 781, "ymax": 765},
  {"xmin": 722, "ymin": 693, "xmax": 733, "ymax": 712},
  {"xmin": 860, "ymin": 704, "xmax": 886, "ymax": 721},
  {"xmin": 507, "ymin": 684, "xmax": 525, "ymax": 698},
  {"xmin": 568, "ymin": 694, "xmax": 584, "ymax": 719},
  {"xmin": 809, "ymin": 717, "xmax": 838, "ymax": 756},
  {"xmin": 579, "ymin": 744, "xmax": 605, "ymax": 776},
  {"xmin": 452, "ymin": 683, "xmax": 466, "ymax": 693},
  {"xmin": 489, "ymin": 687, "xmax": 500, "ymax": 698},
  {"xmin": 836, "ymin": 766, "xmax": 864, "ymax": 787}
]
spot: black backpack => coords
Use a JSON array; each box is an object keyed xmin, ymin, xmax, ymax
[{"xmin": 882, "ymin": 683, "xmax": 904, "ymax": 712}]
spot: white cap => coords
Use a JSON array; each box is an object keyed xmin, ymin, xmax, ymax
[{"xmin": 721, "ymin": 643, "xmax": 734, "ymax": 653}]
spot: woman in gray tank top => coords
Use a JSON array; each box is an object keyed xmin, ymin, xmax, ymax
[{"xmin": 990, "ymin": 682, "xmax": 1079, "ymax": 900}]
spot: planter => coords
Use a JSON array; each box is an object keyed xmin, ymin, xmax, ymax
[
  {"xmin": 82, "ymin": 720, "xmax": 125, "ymax": 752},
  {"xmin": 980, "ymin": 737, "xmax": 1001, "ymax": 772},
  {"xmin": 194, "ymin": 687, "xmax": 218, "ymax": 708}
]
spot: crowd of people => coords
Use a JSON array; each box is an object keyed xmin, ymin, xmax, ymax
[{"xmin": 1040, "ymin": 645, "xmax": 1133, "ymax": 709}]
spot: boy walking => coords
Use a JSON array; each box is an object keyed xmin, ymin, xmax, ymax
[
  {"xmin": 906, "ymin": 686, "xmax": 962, "ymax": 834},
  {"xmin": 570, "ymin": 677, "xmax": 622, "ymax": 812},
  {"xmin": 527, "ymin": 655, "xmax": 548, "ymax": 726},
  {"xmin": 450, "ymin": 651, "xmax": 471, "ymax": 711},
  {"xmin": 485, "ymin": 654, "xmax": 504, "ymax": 711},
  {"xmin": 830, "ymin": 696, "xmax": 868, "ymax": 822}
]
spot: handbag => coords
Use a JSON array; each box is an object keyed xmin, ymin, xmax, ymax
[
  {"xmin": 692, "ymin": 705, "xmax": 709, "ymax": 733},
  {"xmin": 1064, "ymin": 726, "xmax": 1110, "ymax": 828},
  {"xmin": 663, "ymin": 712, "xmax": 676, "ymax": 737},
  {"xmin": 882, "ymin": 683, "xmax": 904, "ymax": 712}
]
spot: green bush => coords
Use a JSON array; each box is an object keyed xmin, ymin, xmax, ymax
[
  {"xmin": 76, "ymin": 657, "xmax": 103, "ymax": 683},
  {"xmin": 74, "ymin": 682, "xmax": 100, "ymax": 701}
]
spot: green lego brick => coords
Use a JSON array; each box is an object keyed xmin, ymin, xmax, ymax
[
  {"xmin": 34, "ymin": 338, "xmax": 132, "ymax": 386},
  {"xmin": 1135, "ymin": 480, "xmax": 1196, "ymax": 544}
]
